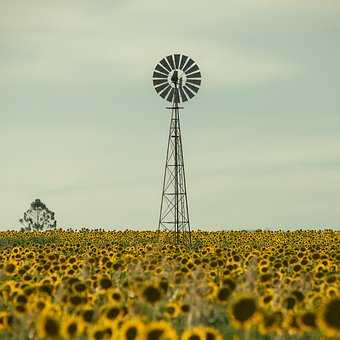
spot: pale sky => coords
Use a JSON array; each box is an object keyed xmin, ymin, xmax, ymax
[{"xmin": 1, "ymin": 0, "xmax": 339, "ymax": 230}]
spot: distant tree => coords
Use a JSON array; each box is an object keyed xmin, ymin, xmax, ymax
[{"xmin": 19, "ymin": 198, "xmax": 57, "ymax": 231}]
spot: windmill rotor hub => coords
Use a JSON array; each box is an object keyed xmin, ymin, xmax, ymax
[{"xmin": 168, "ymin": 69, "xmax": 186, "ymax": 88}]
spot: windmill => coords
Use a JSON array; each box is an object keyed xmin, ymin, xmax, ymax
[{"xmin": 152, "ymin": 53, "xmax": 202, "ymax": 244}]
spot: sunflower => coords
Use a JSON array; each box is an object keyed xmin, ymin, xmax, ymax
[
  {"xmin": 282, "ymin": 296, "xmax": 296, "ymax": 310},
  {"xmin": 228, "ymin": 294, "xmax": 260, "ymax": 330},
  {"xmin": 145, "ymin": 320, "xmax": 177, "ymax": 340},
  {"xmin": 221, "ymin": 277, "xmax": 236, "ymax": 291},
  {"xmin": 4, "ymin": 261, "xmax": 16, "ymax": 274},
  {"xmin": 142, "ymin": 285, "xmax": 162, "ymax": 304},
  {"xmin": 181, "ymin": 327, "xmax": 205, "ymax": 340},
  {"xmin": 37, "ymin": 310, "xmax": 61, "ymax": 339},
  {"xmin": 206, "ymin": 283, "xmax": 218, "ymax": 299},
  {"xmin": 101, "ymin": 303, "xmax": 123, "ymax": 323},
  {"xmin": 60, "ymin": 315, "xmax": 85, "ymax": 339},
  {"xmin": 3, "ymin": 313, "xmax": 16, "ymax": 334},
  {"xmin": 118, "ymin": 318, "xmax": 145, "ymax": 340},
  {"xmin": 73, "ymin": 281, "xmax": 87, "ymax": 294},
  {"xmin": 299, "ymin": 311, "xmax": 317, "ymax": 332},
  {"xmin": 159, "ymin": 278, "xmax": 169, "ymax": 294},
  {"xmin": 30, "ymin": 295, "xmax": 51, "ymax": 312},
  {"xmin": 326, "ymin": 286, "xmax": 338, "ymax": 298},
  {"xmin": 215, "ymin": 286, "xmax": 231, "ymax": 303},
  {"xmin": 318, "ymin": 297, "xmax": 340, "ymax": 337},
  {"xmin": 108, "ymin": 288, "xmax": 123, "ymax": 304},
  {"xmin": 164, "ymin": 302, "xmax": 180, "ymax": 318},
  {"xmin": 202, "ymin": 327, "xmax": 223, "ymax": 340},
  {"xmin": 14, "ymin": 303, "xmax": 26, "ymax": 315},
  {"xmin": 88, "ymin": 320, "xmax": 114, "ymax": 340},
  {"xmin": 258, "ymin": 311, "xmax": 283, "ymax": 335},
  {"xmin": 81, "ymin": 306, "xmax": 96, "ymax": 324},
  {"xmin": 282, "ymin": 312, "xmax": 300, "ymax": 335},
  {"xmin": 259, "ymin": 293, "xmax": 273, "ymax": 308},
  {"xmin": 68, "ymin": 294, "xmax": 85, "ymax": 307},
  {"xmin": 182, "ymin": 326, "xmax": 222, "ymax": 340},
  {"xmin": 180, "ymin": 303, "xmax": 191, "ymax": 314},
  {"xmin": 15, "ymin": 292, "xmax": 28, "ymax": 305},
  {"xmin": 98, "ymin": 275, "xmax": 113, "ymax": 290}
]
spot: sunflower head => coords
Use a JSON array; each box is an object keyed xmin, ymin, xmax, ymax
[
  {"xmin": 37, "ymin": 311, "xmax": 61, "ymax": 339},
  {"xmin": 228, "ymin": 295, "xmax": 260, "ymax": 330},
  {"xmin": 101, "ymin": 303, "xmax": 123, "ymax": 323},
  {"xmin": 216, "ymin": 286, "xmax": 231, "ymax": 303},
  {"xmin": 142, "ymin": 285, "xmax": 162, "ymax": 304},
  {"xmin": 5, "ymin": 261, "xmax": 17, "ymax": 274},
  {"xmin": 259, "ymin": 311, "xmax": 283, "ymax": 335},
  {"xmin": 145, "ymin": 320, "xmax": 177, "ymax": 340},
  {"xmin": 118, "ymin": 318, "xmax": 145, "ymax": 340},
  {"xmin": 299, "ymin": 311, "xmax": 317, "ymax": 332},
  {"xmin": 108, "ymin": 288, "xmax": 123, "ymax": 303},
  {"xmin": 61, "ymin": 315, "xmax": 85, "ymax": 340},
  {"xmin": 181, "ymin": 327, "xmax": 205, "ymax": 340},
  {"xmin": 98, "ymin": 276, "xmax": 113, "ymax": 290},
  {"xmin": 81, "ymin": 307, "xmax": 96, "ymax": 324},
  {"xmin": 318, "ymin": 297, "xmax": 340, "ymax": 337},
  {"xmin": 88, "ymin": 320, "xmax": 114, "ymax": 340}
]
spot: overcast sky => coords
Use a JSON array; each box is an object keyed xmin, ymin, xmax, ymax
[{"xmin": 1, "ymin": 0, "xmax": 339, "ymax": 230}]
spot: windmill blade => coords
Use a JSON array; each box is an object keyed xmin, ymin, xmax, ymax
[
  {"xmin": 160, "ymin": 58, "xmax": 172, "ymax": 72},
  {"xmin": 160, "ymin": 85, "xmax": 172, "ymax": 99},
  {"xmin": 153, "ymin": 71, "xmax": 168, "ymax": 79},
  {"xmin": 183, "ymin": 58, "xmax": 195, "ymax": 72},
  {"xmin": 167, "ymin": 88, "xmax": 175, "ymax": 102},
  {"xmin": 185, "ymin": 82, "xmax": 199, "ymax": 93},
  {"xmin": 153, "ymin": 79, "xmax": 168, "ymax": 87},
  {"xmin": 166, "ymin": 55, "xmax": 175, "ymax": 70},
  {"xmin": 185, "ymin": 64, "xmax": 199, "ymax": 75},
  {"xmin": 186, "ymin": 79, "xmax": 201, "ymax": 86},
  {"xmin": 174, "ymin": 54, "xmax": 181, "ymax": 69},
  {"xmin": 179, "ymin": 55, "xmax": 188, "ymax": 70},
  {"xmin": 155, "ymin": 82, "xmax": 170, "ymax": 93},
  {"xmin": 155, "ymin": 64, "xmax": 169, "ymax": 75},
  {"xmin": 183, "ymin": 85, "xmax": 195, "ymax": 99},
  {"xmin": 186, "ymin": 71, "xmax": 201, "ymax": 79},
  {"xmin": 179, "ymin": 86, "xmax": 188, "ymax": 102}
]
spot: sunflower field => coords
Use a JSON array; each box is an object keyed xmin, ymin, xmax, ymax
[{"xmin": 0, "ymin": 229, "xmax": 339, "ymax": 340}]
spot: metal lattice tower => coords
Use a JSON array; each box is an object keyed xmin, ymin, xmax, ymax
[{"xmin": 152, "ymin": 53, "xmax": 202, "ymax": 244}]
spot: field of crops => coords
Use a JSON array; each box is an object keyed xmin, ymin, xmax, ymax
[{"xmin": 0, "ymin": 229, "xmax": 339, "ymax": 339}]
